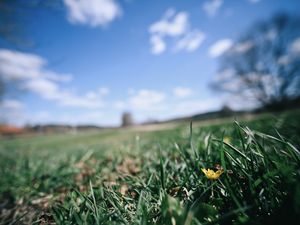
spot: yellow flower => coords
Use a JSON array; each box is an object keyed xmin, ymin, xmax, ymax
[
  {"xmin": 201, "ymin": 168, "xmax": 224, "ymax": 180},
  {"xmin": 223, "ymin": 136, "xmax": 231, "ymax": 144}
]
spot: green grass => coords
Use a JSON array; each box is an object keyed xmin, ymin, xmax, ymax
[{"xmin": 1, "ymin": 110, "xmax": 300, "ymax": 224}]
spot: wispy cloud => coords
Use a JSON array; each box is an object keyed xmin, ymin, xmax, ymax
[
  {"xmin": 112, "ymin": 88, "xmax": 222, "ymax": 123},
  {"xmin": 149, "ymin": 9, "xmax": 189, "ymax": 37},
  {"xmin": 0, "ymin": 49, "xmax": 107, "ymax": 109},
  {"xmin": 210, "ymin": 40, "xmax": 254, "ymax": 57},
  {"xmin": 22, "ymin": 110, "xmax": 119, "ymax": 126},
  {"xmin": 276, "ymin": 37, "xmax": 300, "ymax": 65},
  {"xmin": 0, "ymin": 49, "xmax": 72, "ymax": 81},
  {"xmin": 290, "ymin": 37, "xmax": 300, "ymax": 54},
  {"xmin": 129, "ymin": 89, "xmax": 166, "ymax": 110},
  {"xmin": 0, "ymin": 99, "xmax": 24, "ymax": 110},
  {"xmin": 63, "ymin": 0, "xmax": 122, "ymax": 27},
  {"xmin": 213, "ymin": 69, "xmax": 235, "ymax": 82},
  {"xmin": 44, "ymin": 73, "xmax": 73, "ymax": 82},
  {"xmin": 209, "ymin": 39, "xmax": 233, "ymax": 58},
  {"xmin": 113, "ymin": 101, "xmax": 126, "ymax": 110},
  {"xmin": 111, "ymin": 89, "xmax": 168, "ymax": 113},
  {"xmin": 173, "ymin": 87, "xmax": 193, "ymax": 98},
  {"xmin": 172, "ymin": 98, "xmax": 221, "ymax": 115},
  {"xmin": 150, "ymin": 35, "xmax": 166, "ymax": 54},
  {"xmin": 174, "ymin": 30, "xmax": 206, "ymax": 52},
  {"xmin": 202, "ymin": 0, "xmax": 223, "ymax": 17},
  {"xmin": 23, "ymin": 79, "xmax": 106, "ymax": 108},
  {"xmin": 149, "ymin": 9, "xmax": 205, "ymax": 54},
  {"xmin": 232, "ymin": 41, "xmax": 254, "ymax": 53},
  {"xmin": 0, "ymin": 99, "xmax": 24, "ymax": 124}
]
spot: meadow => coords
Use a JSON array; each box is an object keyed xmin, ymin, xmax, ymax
[{"xmin": 0, "ymin": 110, "xmax": 300, "ymax": 225}]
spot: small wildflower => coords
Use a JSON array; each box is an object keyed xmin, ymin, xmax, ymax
[
  {"xmin": 201, "ymin": 168, "xmax": 224, "ymax": 180},
  {"xmin": 223, "ymin": 136, "xmax": 231, "ymax": 144}
]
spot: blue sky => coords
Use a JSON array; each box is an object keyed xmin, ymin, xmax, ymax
[{"xmin": 0, "ymin": 0, "xmax": 300, "ymax": 126}]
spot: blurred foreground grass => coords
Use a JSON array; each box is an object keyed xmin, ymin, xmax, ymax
[{"xmin": 0, "ymin": 110, "xmax": 300, "ymax": 224}]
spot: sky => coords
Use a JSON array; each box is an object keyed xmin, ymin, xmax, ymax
[{"xmin": 0, "ymin": 0, "xmax": 300, "ymax": 126}]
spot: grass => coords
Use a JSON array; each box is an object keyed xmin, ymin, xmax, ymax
[{"xmin": 0, "ymin": 110, "xmax": 300, "ymax": 224}]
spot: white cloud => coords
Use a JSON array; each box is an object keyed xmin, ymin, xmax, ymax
[
  {"xmin": 98, "ymin": 87, "xmax": 110, "ymax": 95},
  {"xmin": 149, "ymin": 9, "xmax": 205, "ymax": 54},
  {"xmin": 277, "ymin": 55, "xmax": 290, "ymax": 65},
  {"xmin": 44, "ymin": 72, "xmax": 73, "ymax": 82},
  {"xmin": 59, "ymin": 111, "xmax": 103, "ymax": 125},
  {"xmin": 112, "ymin": 88, "xmax": 223, "ymax": 123},
  {"xmin": 233, "ymin": 41, "xmax": 254, "ymax": 53},
  {"xmin": 85, "ymin": 91, "xmax": 97, "ymax": 99},
  {"xmin": 149, "ymin": 9, "xmax": 188, "ymax": 54},
  {"xmin": 173, "ymin": 98, "xmax": 221, "ymax": 115},
  {"xmin": 202, "ymin": 0, "xmax": 223, "ymax": 17},
  {"xmin": 32, "ymin": 111, "xmax": 52, "ymax": 122},
  {"xmin": 149, "ymin": 10, "xmax": 189, "ymax": 37},
  {"xmin": 59, "ymin": 95, "xmax": 105, "ymax": 108},
  {"xmin": 63, "ymin": 0, "xmax": 121, "ymax": 27},
  {"xmin": 129, "ymin": 89, "xmax": 166, "ymax": 110},
  {"xmin": 209, "ymin": 39, "xmax": 233, "ymax": 58},
  {"xmin": 19, "ymin": 111, "xmax": 52, "ymax": 125},
  {"xmin": 83, "ymin": 87, "xmax": 110, "ymax": 100},
  {"xmin": 290, "ymin": 37, "xmax": 300, "ymax": 54},
  {"xmin": 0, "ymin": 99, "xmax": 24, "ymax": 124},
  {"xmin": 276, "ymin": 37, "xmax": 300, "ymax": 65},
  {"xmin": 265, "ymin": 29, "xmax": 277, "ymax": 41},
  {"xmin": 23, "ymin": 78, "xmax": 105, "ymax": 108},
  {"xmin": 212, "ymin": 40, "xmax": 254, "ymax": 57},
  {"xmin": 17, "ymin": 109, "xmax": 120, "ymax": 127},
  {"xmin": 114, "ymin": 101, "xmax": 126, "ymax": 109},
  {"xmin": 174, "ymin": 30, "xmax": 206, "ymax": 52},
  {"xmin": 214, "ymin": 69, "xmax": 235, "ymax": 81},
  {"xmin": 0, "ymin": 49, "xmax": 44, "ymax": 68},
  {"xmin": 0, "ymin": 99, "xmax": 24, "ymax": 110},
  {"xmin": 0, "ymin": 49, "xmax": 72, "ymax": 82},
  {"xmin": 225, "ymin": 73, "xmax": 283, "ymax": 110},
  {"xmin": 150, "ymin": 35, "xmax": 166, "ymax": 54},
  {"xmin": 128, "ymin": 88, "xmax": 135, "ymax": 95},
  {"xmin": 173, "ymin": 87, "xmax": 193, "ymax": 98},
  {"xmin": 113, "ymin": 89, "xmax": 222, "ymax": 122},
  {"xmin": 0, "ymin": 49, "xmax": 45, "ymax": 80},
  {"xmin": 0, "ymin": 49, "xmax": 108, "ymax": 109},
  {"xmin": 24, "ymin": 78, "xmax": 58, "ymax": 98},
  {"xmin": 223, "ymin": 94, "xmax": 258, "ymax": 110}
]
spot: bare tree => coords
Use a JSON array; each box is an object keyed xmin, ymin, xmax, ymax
[{"xmin": 212, "ymin": 13, "xmax": 300, "ymax": 110}]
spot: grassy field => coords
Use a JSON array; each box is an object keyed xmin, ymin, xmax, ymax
[{"xmin": 1, "ymin": 110, "xmax": 300, "ymax": 225}]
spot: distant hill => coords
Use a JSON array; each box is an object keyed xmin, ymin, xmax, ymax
[
  {"xmin": 25, "ymin": 124, "xmax": 112, "ymax": 134},
  {"xmin": 142, "ymin": 106, "xmax": 251, "ymax": 125}
]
